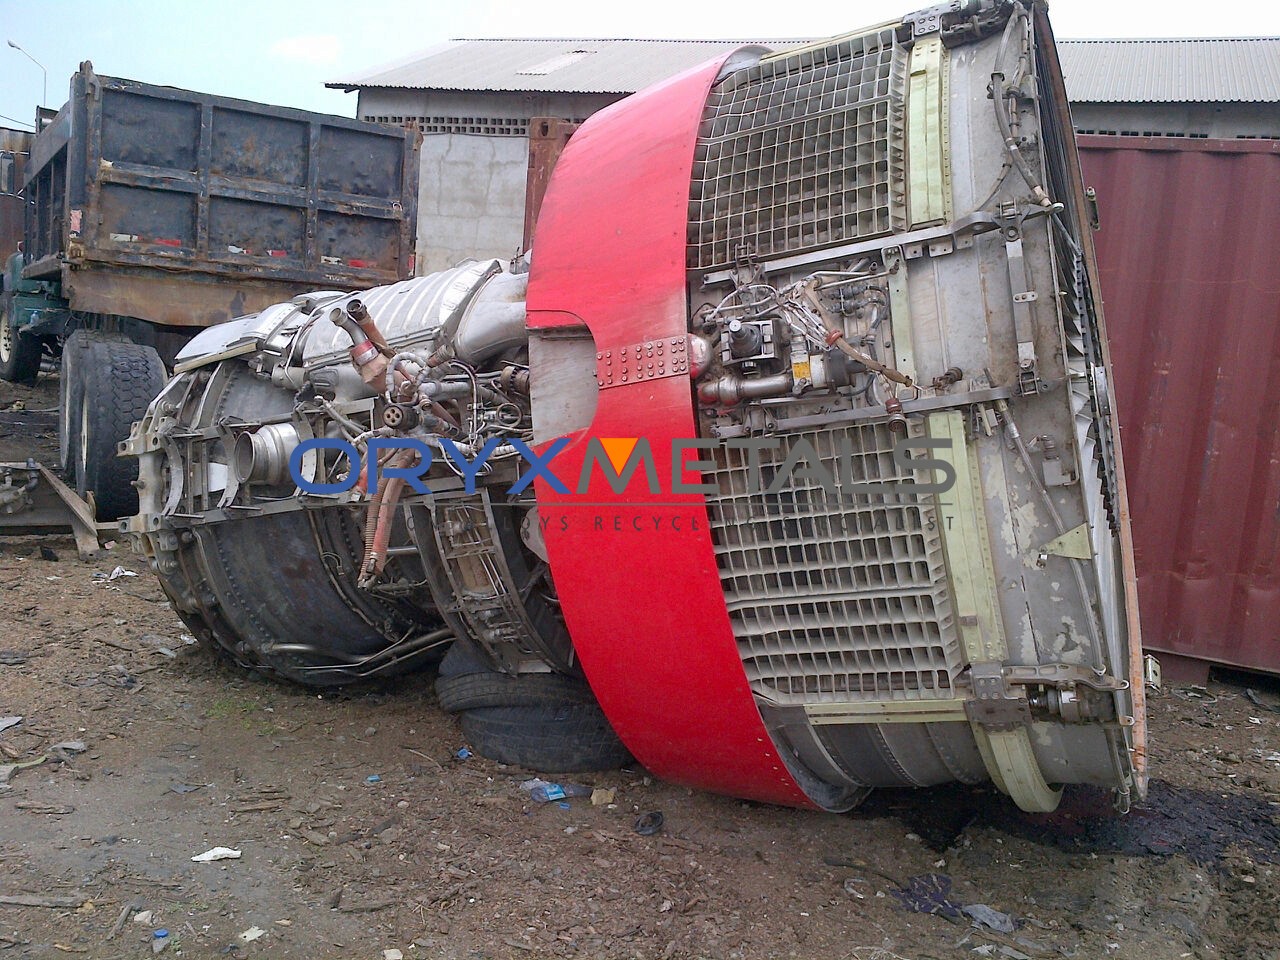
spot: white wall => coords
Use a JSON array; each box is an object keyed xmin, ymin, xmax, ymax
[{"xmin": 355, "ymin": 89, "xmax": 620, "ymax": 274}]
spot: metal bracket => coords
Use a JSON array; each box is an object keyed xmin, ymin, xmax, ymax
[
  {"xmin": 596, "ymin": 336, "xmax": 689, "ymax": 389},
  {"xmin": 1038, "ymin": 523, "xmax": 1093, "ymax": 561},
  {"xmin": 903, "ymin": 0, "xmax": 965, "ymax": 37},
  {"xmin": 1002, "ymin": 230, "xmax": 1039, "ymax": 389},
  {"xmin": 1001, "ymin": 662, "xmax": 1129, "ymax": 692},
  {"xmin": 965, "ymin": 661, "xmax": 1033, "ymax": 730},
  {"xmin": 1143, "ymin": 654, "xmax": 1162, "ymax": 691}
]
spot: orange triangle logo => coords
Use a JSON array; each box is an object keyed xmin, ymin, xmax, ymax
[{"xmin": 599, "ymin": 437, "xmax": 639, "ymax": 475}]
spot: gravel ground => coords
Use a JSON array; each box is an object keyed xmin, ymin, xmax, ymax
[{"xmin": 3, "ymin": 373, "xmax": 1280, "ymax": 960}]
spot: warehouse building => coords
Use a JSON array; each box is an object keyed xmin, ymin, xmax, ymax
[{"xmin": 327, "ymin": 35, "xmax": 1280, "ymax": 273}]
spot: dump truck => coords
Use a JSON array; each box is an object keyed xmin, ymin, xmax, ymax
[
  {"xmin": 124, "ymin": 0, "xmax": 1147, "ymax": 815},
  {"xmin": 0, "ymin": 64, "xmax": 418, "ymax": 519}
]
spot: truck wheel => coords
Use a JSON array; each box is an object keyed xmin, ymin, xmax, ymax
[
  {"xmin": 0, "ymin": 295, "xmax": 42, "ymax": 385},
  {"xmin": 73, "ymin": 337, "xmax": 166, "ymax": 520},
  {"xmin": 59, "ymin": 330, "xmax": 129, "ymax": 476},
  {"xmin": 460, "ymin": 702, "xmax": 633, "ymax": 773}
]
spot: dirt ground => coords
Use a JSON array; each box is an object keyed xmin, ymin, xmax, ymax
[{"xmin": 2, "ymin": 373, "xmax": 1280, "ymax": 960}]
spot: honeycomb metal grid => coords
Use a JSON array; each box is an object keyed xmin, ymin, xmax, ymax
[
  {"xmin": 689, "ymin": 29, "xmax": 903, "ymax": 270},
  {"xmin": 704, "ymin": 423, "xmax": 964, "ymax": 704}
]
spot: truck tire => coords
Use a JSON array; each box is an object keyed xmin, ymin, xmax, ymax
[
  {"xmin": 437, "ymin": 669, "xmax": 599, "ymax": 713},
  {"xmin": 460, "ymin": 703, "xmax": 633, "ymax": 774},
  {"xmin": 0, "ymin": 294, "xmax": 42, "ymax": 385},
  {"xmin": 73, "ymin": 337, "xmax": 166, "ymax": 520},
  {"xmin": 59, "ymin": 330, "xmax": 130, "ymax": 476}
]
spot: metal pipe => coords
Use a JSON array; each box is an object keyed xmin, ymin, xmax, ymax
[
  {"xmin": 697, "ymin": 371, "xmax": 793, "ymax": 406},
  {"xmin": 347, "ymin": 300, "xmax": 393, "ymax": 358}
]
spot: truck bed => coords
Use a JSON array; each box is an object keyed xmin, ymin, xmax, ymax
[{"xmin": 21, "ymin": 63, "xmax": 418, "ymax": 326}]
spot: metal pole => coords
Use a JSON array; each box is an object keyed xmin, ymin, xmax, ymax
[{"xmin": 7, "ymin": 40, "xmax": 47, "ymax": 107}]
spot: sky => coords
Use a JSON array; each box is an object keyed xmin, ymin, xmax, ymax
[{"xmin": 2, "ymin": 0, "xmax": 1278, "ymax": 128}]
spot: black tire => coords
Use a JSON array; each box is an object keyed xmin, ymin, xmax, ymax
[
  {"xmin": 59, "ymin": 330, "xmax": 129, "ymax": 476},
  {"xmin": 73, "ymin": 337, "xmax": 166, "ymax": 520},
  {"xmin": 436, "ymin": 670, "xmax": 599, "ymax": 713},
  {"xmin": 0, "ymin": 295, "xmax": 42, "ymax": 385},
  {"xmin": 460, "ymin": 702, "xmax": 633, "ymax": 773},
  {"xmin": 437, "ymin": 637, "xmax": 496, "ymax": 678}
]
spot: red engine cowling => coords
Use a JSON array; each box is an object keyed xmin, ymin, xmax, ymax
[{"xmin": 527, "ymin": 56, "xmax": 818, "ymax": 808}]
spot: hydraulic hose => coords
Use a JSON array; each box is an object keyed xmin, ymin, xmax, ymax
[{"xmin": 992, "ymin": 3, "xmax": 1053, "ymax": 208}]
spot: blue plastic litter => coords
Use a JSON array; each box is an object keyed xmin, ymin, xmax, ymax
[
  {"xmin": 456, "ymin": 747, "xmax": 472, "ymax": 759},
  {"xmin": 366, "ymin": 774, "xmax": 381, "ymax": 783}
]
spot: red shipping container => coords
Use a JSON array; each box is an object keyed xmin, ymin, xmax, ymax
[{"xmin": 1079, "ymin": 135, "xmax": 1280, "ymax": 677}]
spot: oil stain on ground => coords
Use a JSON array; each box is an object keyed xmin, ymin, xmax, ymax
[{"xmin": 861, "ymin": 779, "xmax": 1280, "ymax": 867}]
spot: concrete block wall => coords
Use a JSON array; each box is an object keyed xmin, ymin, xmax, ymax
[{"xmin": 356, "ymin": 89, "xmax": 620, "ymax": 274}]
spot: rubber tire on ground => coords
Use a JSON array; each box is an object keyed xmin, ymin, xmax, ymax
[
  {"xmin": 59, "ymin": 330, "xmax": 129, "ymax": 476},
  {"xmin": 0, "ymin": 294, "xmax": 42, "ymax": 386},
  {"xmin": 460, "ymin": 702, "xmax": 634, "ymax": 773},
  {"xmin": 436, "ymin": 637, "xmax": 496, "ymax": 679},
  {"xmin": 436, "ymin": 670, "xmax": 600, "ymax": 713},
  {"xmin": 73, "ymin": 337, "xmax": 167, "ymax": 520},
  {"xmin": 436, "ymin": 638, "xmax": 597, "ymax": 711}
]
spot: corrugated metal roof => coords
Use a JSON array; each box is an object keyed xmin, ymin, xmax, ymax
[
  {"xmin": 326, "ymin": 38, "xmax": 785, "ymax": 95},
  {"xmin": 1059, "ymin": 38, "xmax": 1280, "ymax": 103},
  {"xmin": 329, "ymin": 36, "xmax": 1280, "ymax": 104}
]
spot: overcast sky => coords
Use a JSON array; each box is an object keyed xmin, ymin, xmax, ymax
[{"xmin": 2, "ymin": 0, "xmax": 1278, "ymax": 128}]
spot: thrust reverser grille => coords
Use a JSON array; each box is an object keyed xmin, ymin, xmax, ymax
[
  {"xmin": 704, "ymin": 422, "xmax": 965, "ymax": 705},
  {"xmin": 688, "ymin": 27, "xmax": 906, "ymax": 271}
]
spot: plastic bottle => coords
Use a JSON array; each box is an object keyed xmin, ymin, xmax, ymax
[{"xmin": 528, "ymin": 783, "xmax": 592, "ymax": 803}]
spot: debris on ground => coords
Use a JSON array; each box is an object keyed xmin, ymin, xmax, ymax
[
  {"xmin": 239, "ymin": 926, "xmax": 265, "ymax": 943},
  {"xmin": 0, "ymin": 755, "xmax": 46, "ymax": 783},
  {"xmin": 191, "ymin": 847, "xmax": 242, "ymax": 862},
  {"xmin": 0, "ymin": 716, "xmax": 22, "ymax": 735},
  {"xmin": 891, "ymin": 873, "xmax": 962, "ymax": 918},
  {"xmin": 634, "ymin": 811, "xmax": 665, "ymax": 835},
  {"xmin": 1245, "ymin": 689, "xmax": 1280, "ymax": 713},
  {"xmin": 962, "ymin": 903, "xmax": 1017, "ymax": 934},
  {"xmin": 94, "ymin": 565, "xmax": 138, "ymax": 582},
  {"xmin": 0, "ymin": 894, "xmax": 84, "ymax": 908},
  {"xmin": 50, "ymin": 740, "xmax": 87, "ymax": 760},
  {"xmin": 523, "ymin": 780, "xmax": 592, "ymax": 803}
]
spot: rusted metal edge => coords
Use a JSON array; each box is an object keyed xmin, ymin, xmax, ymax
[
  {"xmin": 0, "ymin": 461, "xmax": 111, "ymax": 558},
  {"xmin": 1035, "ymin": 6, "xmax": 1147, "ymax": 798}
]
